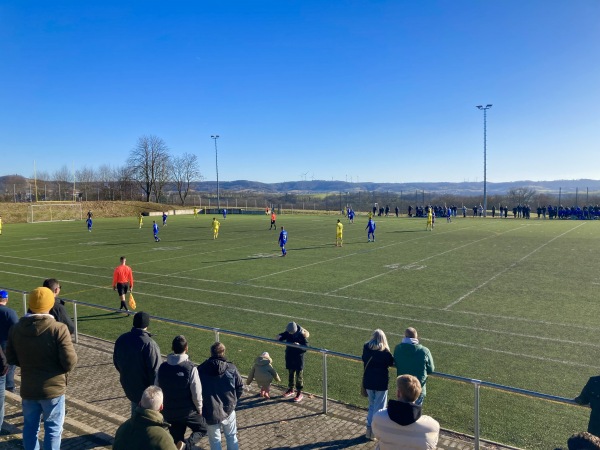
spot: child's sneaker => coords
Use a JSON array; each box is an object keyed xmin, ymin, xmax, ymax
[
  {"xmin": 283, "ymin": 389, "xmax": 295, "ymax": 398},
  {"xmin": 293, "ymin": 391, "xmax": 303, "ymax": 402},
  {"xmin": 264, "ymin": 392, "xmax": 270, "ymax": 399}
]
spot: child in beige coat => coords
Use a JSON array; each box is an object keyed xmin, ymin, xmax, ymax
[{"xmin": 247, "ymin": 352, "xmax": 281, "ymax": 399}]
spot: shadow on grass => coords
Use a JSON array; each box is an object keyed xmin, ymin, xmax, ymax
[{"xmin": 77, "ymin": 311, "xmax": 130, "ymax": 322}]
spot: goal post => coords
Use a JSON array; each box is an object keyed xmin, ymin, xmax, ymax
[{"xmin": 28, "ymin": 203, "xmax": 83, "ymax": 223}]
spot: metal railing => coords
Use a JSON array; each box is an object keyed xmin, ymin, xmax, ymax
[{"xmin": 2, "ymin": 287, "xmax": 584, "ymax": 450}]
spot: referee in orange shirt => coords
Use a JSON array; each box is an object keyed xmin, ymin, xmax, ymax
[{"xmin": 113, "ymin": 256, "xmax": 134, "ymax": 311}]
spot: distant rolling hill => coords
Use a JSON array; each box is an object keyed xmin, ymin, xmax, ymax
[{"xmin": 191, "ymin": 179, "xmax": 600, "ymax": 196}]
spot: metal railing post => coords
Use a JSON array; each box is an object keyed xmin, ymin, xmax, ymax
[
  {"xmin": 322, "ymin": 350, "xmax": 328, "ymax": 414},
  {"xmin": 22, "ymin": 292, "xmax": 27, "ymax": 315},
  {"xmin": 214, "ymin": 329, "xmax": 220, "ymax": 342},
  {"xmin": 73, "ymin": 302, "xmax": 79, "ymax": 344},
  {"xmin": 473, "ymin": 379, "xmax": 481, "ymax": 450}
]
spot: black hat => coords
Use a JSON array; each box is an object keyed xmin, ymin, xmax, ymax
[{"xmin": 133, "ymin": 311, "xmax": 150, "ymax": 329}]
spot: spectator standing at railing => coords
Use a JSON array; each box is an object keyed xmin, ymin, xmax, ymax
[
  {"xmin": 278, "ymin": 321, "xmax": 309, "ymax": 402},
  {"xmin": 246, "ymin": 351, "xmax": 281, "ymax": 399},
  {"xmin": 574, "ymin": 375, "xmax": 600, "ymax": 437},
  {"xmin": 372, "ymin": 374, "xmax": 440, "ymax": 450},
  {"xmin": 113, "ymin": 311, "xmax": 162, "ymax": 416},
  {"xmin": 113, "ymin": 256, "xmax": 134, "ymax": 312},
  {"xmin": 198, "ymin": 342, "xmax": 244, "ymax": 450},
  {"xmin": 156, "ymin": 335, "xmax": 207, "ymax": 449},
  {"xmin": 42, "ymin": 278, "xmax": 75, "ymax": 335},
  {"xmin": 6, "ymin": 287, "xmax": 78, "ymax": 450},
  {"xmin": 0, "ymin": 290, "xmax": 18, "ymax": 394},
  {"xmin": 393, "ymin": 327, "xmax": 434, "ymax": 406},
  {"xmin": 362, "ymin": 329, "xmax": 395, "ymax": 441}
]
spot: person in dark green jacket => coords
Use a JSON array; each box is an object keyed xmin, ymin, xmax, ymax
[
  {"xmin": 393, "ymin": 327, "xmax": 434, "ymax": 406},
  {"xmin": 114, "ymin": 385, "xmax": 181, "ymax": 450}
]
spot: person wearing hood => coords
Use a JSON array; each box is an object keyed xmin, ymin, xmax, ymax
[
  {"xmin": 372, "ymin": 374, "xmax": 440, "ymax": 450},
  {"xmin": 246, "ymin": 351, "xmax": 281, "ymax": 399},
  {"xmin": 113, "ymin": 385, "xmax": 180, "ymax": 450},
  {"xmin": 278, "ymin": 321, "xmax": 310, "ymax": 402},
  {"xmin": 6, "ymin": 287, "xmax": 78, "ymax": 450},
  {"xmin": 198, "ymin": 342, "xmax": 244, "ymax": 450},
  {"xmin": 156, "ymin": 335, "xmax": 207, "ymax": 449}
]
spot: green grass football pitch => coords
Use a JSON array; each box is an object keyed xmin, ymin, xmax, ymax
[{"xmin": 0, "ymin": 213, "xmax": 597, "ymax": 448}]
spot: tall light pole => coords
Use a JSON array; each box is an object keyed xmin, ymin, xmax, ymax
[
  {"xmin": 211, "ymin": 135, "xmax": 220, "ymax": 210},
  {"xmin": 476, "ymin": 104, "xmax": 492, "ymax": 217}
]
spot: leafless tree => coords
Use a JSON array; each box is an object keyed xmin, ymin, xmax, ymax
[
  {"xmin": 53, "ymin": 165, "xmax": 72, "ymax": 201},
  {"xmin": 153, "ymin": 154, "xmax": 172, "ymax": 202},
  {"xmin": 98, "ymin": 164, "xmax": 120, "ymax": 200},
  {"xmin": 507, "ymin": 187, "xmax": 537, "ymax": 206},
  {"xmin": 171, "ymin": 153, "xmax": 202, "ymax": 205},
  {"xmin": 128, "ymin": 135, "xmax": 171, "ymax": 202},
  {"xmin": 76, "ymin": 166, "xmax": 97, "ymax": 201},
  {"xmin": 114, "ymin": 166, "xmax": 136, "ymax": 200}
]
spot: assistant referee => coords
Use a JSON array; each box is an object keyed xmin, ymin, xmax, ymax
[{"xmin": 113, "ymin": 256, "xmax": 134, "ymax": 311}]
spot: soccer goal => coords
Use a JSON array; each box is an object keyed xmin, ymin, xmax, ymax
[{"xmin": 28, "ymin": 203, "xmax": 83, "ymax": 223}]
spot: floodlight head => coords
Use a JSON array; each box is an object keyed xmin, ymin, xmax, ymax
[
  {"xmin": 486, "ymin": 104, "xmax": 493, "ymax": 108},
  {"xmin": 476, "ymin": 105, "xmax": 483, "ymax": 110},
  {"xmin": 211, "ymin": 135, "xmax": 219, "ymax": 139}
]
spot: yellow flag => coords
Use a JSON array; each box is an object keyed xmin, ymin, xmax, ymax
[{"xmin": 128, "ymin": 293, "xmax": 137, "ymax": 310}]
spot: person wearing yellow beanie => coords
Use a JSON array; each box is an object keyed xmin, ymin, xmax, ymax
[
  {"xmin": 28, "ymin": 287, "xmax": 55, "ymax": 314},
  {"xmin": 6, "ymin": 287, "xmax": 77, "ymax": 449}
]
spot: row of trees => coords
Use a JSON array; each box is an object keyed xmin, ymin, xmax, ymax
[
  {"xmin": 12, "ymin": 135, "xmax": 203, "ymax": 204},
  {"xmin": 127, "ymin": 135, "xmax": 202, "ymax": 204}
]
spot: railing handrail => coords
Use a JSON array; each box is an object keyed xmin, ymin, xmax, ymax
[{"xmin": 2, "ymin": 286, "xmax": 579, "ymax": 408}]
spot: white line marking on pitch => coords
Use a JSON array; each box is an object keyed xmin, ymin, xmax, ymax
[
  {"xmin": 328, "ymin": 225, "xmax": 526, "ymax": 294},
  {"xmin": 247, "ymin": 225, "xmax": 474, "ymax": 282},
  {"xmin": 18, "ymin": 274, "xmax": 596, "ymax": 370},
  {"xmin": 5, "ymin": 264, "xmax": 597, "ymax": 351},
  {"xmin": 2, "ymin": 272, "xmax": 600, "ymax": 369},
  {"xmin": 443, "ymin": 222, "xmax": 587, "ymax": 310}
]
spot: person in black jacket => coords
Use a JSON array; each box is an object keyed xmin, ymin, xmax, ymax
[
  {"xmin": 278, "ymin": 321, "xmax": 309, "ymax": 402},
  {"xmin": 362, "ymin": 329, "xmax": 394, "ymax": 440},
  {"xmin": 156, "ymin": 335, "xmax": 207, "ymax": 449},
  {"xmin": 198, "ymin": 342, "xmax": 243, "ymax": 450},
  {"xmin": 113, "ymin": 312, "xmax": 162, "ymax": 415},
  {"xmin": 42, "ymin": 278, "xmax": 75, "ymax": 334}
]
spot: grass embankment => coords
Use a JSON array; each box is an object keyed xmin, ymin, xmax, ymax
[{"xmin": 0, "ymin": 201, "xmax": 189, "ymax": 223}]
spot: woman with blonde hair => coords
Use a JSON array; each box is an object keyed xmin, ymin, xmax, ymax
[{"xmin": 362, "ymin": 329, "xmax": 394, "ymax": 440}]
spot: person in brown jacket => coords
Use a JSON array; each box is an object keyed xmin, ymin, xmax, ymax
[{"xmin": 6, "ymin": 287, "xmax": 78, "ymax": 450}]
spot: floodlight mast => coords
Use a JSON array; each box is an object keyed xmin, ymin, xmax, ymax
[
  {"xmin": 476, "ymin": 105, "xmax": 492, "ymax": 217},
  {"xmin": 211, "ymin": 135, "xmax": 220, "ymax": 209}
]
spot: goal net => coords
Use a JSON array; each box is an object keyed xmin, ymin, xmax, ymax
[{"xmin": 28, "ymin": 203, "xmax": 83, "ymax": 223}]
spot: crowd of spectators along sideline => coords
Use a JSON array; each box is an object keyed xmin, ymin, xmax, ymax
[
  {"xmin": 399, "ymin": 204, "xmax": 600, "ymax": 220},
  {"xmin": 1, "ymin": 284, "xmax": 600, "ymax": 449}
]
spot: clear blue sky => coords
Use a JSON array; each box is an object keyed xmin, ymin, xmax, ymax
[{"xmin": 1, "ymin": 1, "xmax": 598, "ymax": 183}]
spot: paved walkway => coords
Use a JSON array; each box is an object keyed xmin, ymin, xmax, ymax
[{"xmin": 0, "ymin": 335, "xmax": 508, "ymax": 449}]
